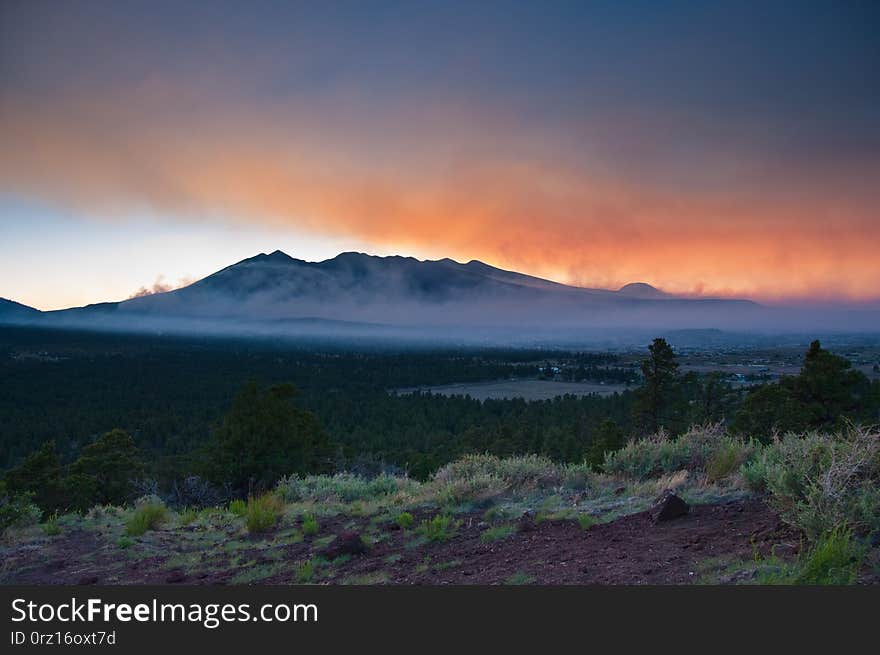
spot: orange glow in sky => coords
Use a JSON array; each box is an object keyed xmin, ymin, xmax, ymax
[{"xmin": 2, "ymin": 2, "xmax": 879, "ymax": 308}]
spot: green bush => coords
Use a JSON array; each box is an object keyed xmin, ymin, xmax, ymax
[
  {"xmin": 302, "ymin": 513, "xmax": 319, "ymax": 536},
  {"xmin": 578, "ymin": 514, "xmax": 596, "ymax": 531},
  {"xmin": 753, "ymin": 527, "xmax": 865, "ymax": 585},
  {"xmin": 433, "ymin": 454, "xmax": 563, "ymax": 490},
  {"xmin": 228, "ymin": 499, "xmax": 247, "ymax": 516},
  {"xmin": 279, "ymin": 472, "xmax": 416, "ymax": 503},
  {"xmin": 794, "ymin": 527, "xmax": 864, "ymax": 585},
  {"xmin": 125, "ymin": 503, "xmax": 168, "ymax": 536},
  {"xmin": 748, "ymin": 428, "xmax": 880, "ymax": 539},
  {"xmin": 740, "ymin": 456, "xmax": 769, "ymax": 493},
  {"xmin": 41, "ymin": 514, "xmax": 62, "ymax": 536},
  {"xmin": 116, "ymin": 536, "xmax": 134, "ymax": 549},
  {"xmin": 395, "ymin": 511, "xmax": 414, "ymax": 530},
  {"xmin": 296, "ymin": 558, "xmax": 318, "ymax": 583},
  {"xmin": 177, "ymin": 507, "xmax": 198, "ymax": 526},
  {"xmin": 0, "ymin": 493, "xmax": 42, "ymax": 533},
  {"xmin": 603, "ymin": 425, "xmax": 752, "ymax": 481},
  {"xmin": 480, "ymin": 524, "xmax": 515, "ymax": 542},
  {"xmin": 418, "ymin": 514, "xmax": 459, "ymax": 542},
  {"xmin": 504, "ymin": 572, "xmax": 536, "ymax": 585},
  {"xmin": 482, "ymin": 506, "xmax": 510, "ymax": 523},
  {"xmin": 602, "ymin": 430, "xmax": 693, "ymax": 479},
  {"xmin": 706, "ymin": 440, "xmax": 753, "ymax": 483},
  {"xmin": 434, "ymin": 473, "xmax": 507, "ymax": 507},
  {"xmin": 245, "ymin": 494, "xmax": 282, "ymax": 534}
]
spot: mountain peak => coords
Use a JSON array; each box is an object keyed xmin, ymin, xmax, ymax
[
  {"xmin": 236, "ymin": 250, "xmax": 298, "ymax": 265},
  {"xmin": 618, "ymin": 282, "xmax": 666, "ymax": 298},
  {"xmin": 0, "ymin": 297, "xmax": 41, "ymax": 317},
  {"xmin": 265, "ymin": 249, "xmax": 294, "ymax": 261}
]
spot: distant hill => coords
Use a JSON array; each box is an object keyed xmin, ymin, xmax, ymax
[
  {"xmin": 0, "ymin": 297, "xmax": 41, "ymax": 320},
  {"xmin": 617, "ymin": 282, "xmax": 668, "ymax": 299},
  {"xmin": 0, "ymin": 251, "xmax": 773, "ymax": 341}
]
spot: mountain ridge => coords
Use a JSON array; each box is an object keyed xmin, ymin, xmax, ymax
[{"xmin": 0, "ymin": 251, "xmax": 771, "ymax": 340}]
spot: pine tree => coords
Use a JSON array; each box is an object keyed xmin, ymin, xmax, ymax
[
  {"xmin": 633, "ymin": 338, "xmax": 683, "ymax": 434},
  {"xmin": 65, "ymin": 429, "xmax": 143, "ymax": 510},
  {"xmin": 207, "ymin": 382, "xmax": 334, "ymax": 492},
  {"xmin": 3, "ymin": 440, "xmax": 64, "ymax": 516}
]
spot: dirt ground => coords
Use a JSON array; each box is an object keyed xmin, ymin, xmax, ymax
[{"xmin": 1, "ymin": 497, "xmax": 804, "ymax": 585}]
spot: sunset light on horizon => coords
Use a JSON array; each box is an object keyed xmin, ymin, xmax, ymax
[{"xmin": 2, "ymin": 1, "xmax": 879, "ymax": 310}]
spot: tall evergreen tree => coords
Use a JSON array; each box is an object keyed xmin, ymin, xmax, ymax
[
  {"xmin": 633, "ymin": 338, "xmax": 683, "ymax": 434},
  {"xmin": 65, "ymin": 429, "xmax": 143, "ymax": 510},
  {"xmin": 207, "ymin": 382, "xmax": 334, "ymax": 492},
  {"xmin": 586, "ymin": 418, "xmax": 626, "ymax": 470},
  {"xmin": 3, "ymin": 440, "xmax": 64, "ymax": 516}
]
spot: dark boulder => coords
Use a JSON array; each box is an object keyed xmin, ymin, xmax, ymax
[
  {"xmin": 651, "ymin": 490, "xmax": 689, "ymax": 523},
  {"xmin": 319, "ymin": 531, "xmax": 368, "ymax": 559}
]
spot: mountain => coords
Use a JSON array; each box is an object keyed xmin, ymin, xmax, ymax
[
  {"xmin": 0, "ymin": 251, "xmax": 771, "ymax": 341},
  {"xmin": 0, "ymin": 297, "xmax": 41, "ymax": 320},
  {"xmin": 617, "ymin": 282, "xmax": 668, "ymax": 299}
]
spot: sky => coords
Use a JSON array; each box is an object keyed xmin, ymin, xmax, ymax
[{"xmin": 1, "ymin": 0, "xmax": 878, "ymax": 310}]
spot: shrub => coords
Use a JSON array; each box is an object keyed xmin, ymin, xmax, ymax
[
  {"xmin": 578, "ymin": 514, "xmax": 596, "ymax": 531},
  {"xmin": 395, "ymin": 511, "xmax": 414, "ymax": 530},
  {"xmin": 228, "ymin": 499, "xmax": 247, "ymax": 516},
  {"xmin": 603, "ymin": 425, "xmax": 751, "ymax": 480},
  {"xmin": 126, "ymin": 503, "xmax": 168, "ymax": 536},
  {"xmin": 706, "ymin": 440, "xmax": 754, "ymax": 483},
  {"xmin": 482, "ymin": 506, "xmax": 510, "ymax": 523},
  {"xmin": 602, "ymin": 430, "xmax": 691, "ymax": 479},
  {"xmin": 167, "ymin": 476, "xmax": 223, "ymax": 509},
  {"xmin": 794, "ymin": 527, "xmax": 864, "ymax": 585},
  {"xmin": 434, "ymin": 473, "xmax": 508, "ymax": 507},
  {"xmin": 504, "ymin": 572, "xmax": 536, "ymax": 585},
  {"xmin": 418, "ymin": 514, "xmax": 459, "ymax": 542},
  {"xmin": 480, "ymin": 524, "xmax": 515, "ymax": 542},
  {"xmin": 245, "ymin": 494, "xmax": 283, "ymax": 534},
  {"xmin": 296, "ymin": 558, "xmax": 317, "ymax": 583},
  {"xmin": 302, "ymin": 514, "xmax": 319, "ymax": 536},
  {"xmin": 116, "ymin": 536, "xmax": 134, "ymax": 549},
  {"xmin": 740, "ymin": 456, "xmax": 769, "ymax": 493},
  {"xmin": 279, "ymin": 472, "xmax": 416, "ymax": 503},
  {"xmin": 750, "ymin": 428, "xmax": 880, "ymax": 539},
  {"xmin": 752, "ymin": 527, "xmax": 865, "ymax": 585},
  {"xmin": 177, "ymin": 507, "xmax": 198, "ymax": 526},
  {"xmin": 433, "ymin": 454, "xmax": 562, "ymax": 490},
  {"xmin": 0, "ymin": 493, "xmax": 42, "ymax": 533},
  {"xmin": 41, "ymin": 514, "xmax": 61, "ymax": 536}
]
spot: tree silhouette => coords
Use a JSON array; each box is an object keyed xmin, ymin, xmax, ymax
[
  {"xmin": 2, "ymin": 440, "xmax": 64, "ymax": 516},
  {"xmin": 586, "ymin": 418, "xmax": 626, "ymax": 469},
  {"xmin": 633, "ymin": 338, "xmax": 683, "ymax": 434},
  {"xmin": 65, "ymin": 429, "xmax": 143, "ymax": 510},
  {"xmin": 207, "ymin": 381, "xmax": 334, "ymax": 492}
]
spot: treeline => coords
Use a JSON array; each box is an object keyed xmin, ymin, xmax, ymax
[
  {"xmin": 2, "ymin": 327, "xmax": 879, "ymax": 523},
  {"xmin": 0, "ymin": 328, "xmax": 565, "ymax": 468},
  {"xmin": 557, "ymin": 364, "xmax": 638, "ymax": 384}
]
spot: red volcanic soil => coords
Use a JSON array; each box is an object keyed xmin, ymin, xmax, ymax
[
  {"xmin": 1, "ymin": 498, "xmax": 808, "ymax": 585},
  {"xmin": 339, "ymin": 497, "xmax": 800, "ymax": 585}
]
